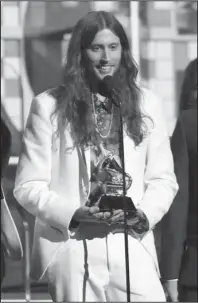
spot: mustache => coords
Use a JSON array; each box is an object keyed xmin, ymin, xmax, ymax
[{"xmin": 96, "ymin": 64, "xmax": 114, "ymax": 67}]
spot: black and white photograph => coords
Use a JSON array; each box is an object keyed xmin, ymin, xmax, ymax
[{"xmin": 1, "ymin": 1, "xmax": 197, "ymax": 302}]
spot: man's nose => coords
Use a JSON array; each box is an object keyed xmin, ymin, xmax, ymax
[{"xmin": 101, "ymin": 48, "xmax": 110, "ymax": 63}]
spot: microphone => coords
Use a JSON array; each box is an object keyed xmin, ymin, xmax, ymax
[
  {"xmin": 101, "ymin": 76, "xmax": 131, "ymax": 301},
  {"xmin": 100, "ymin": 76, "xmax": 120, "ymax": 108}
]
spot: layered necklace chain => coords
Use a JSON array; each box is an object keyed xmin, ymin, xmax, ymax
[{"xmin": 92, "ymin": 93, "xmax": 114, "ymax": 138}]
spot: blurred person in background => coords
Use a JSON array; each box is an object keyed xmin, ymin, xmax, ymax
[
  {"xmin": 1, "ymin": 117, "xmax": 11, "ymax": 179},
  {"xmin": 14, "ymin": 11, "xmax": 178, "ymax": 302},
  {"xmin": 161, "ymin": 58, "xmax": 197, "ymax": 302},
  {"xmin": 1, "ymin": 116, "xmax": 11, "ymax": 285},
  {"xmin": 1, "ymin": 114, "xmax": 23, "ymax": 285}
]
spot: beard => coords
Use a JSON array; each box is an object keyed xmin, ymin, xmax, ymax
[{"xmin": 82, "ymin": 60, "xmax": 128, "ymax": 96}]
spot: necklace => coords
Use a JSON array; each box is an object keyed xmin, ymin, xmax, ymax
[{"xmin": 92, "ymin": 94, "xmax": 114, "ymax": 139}]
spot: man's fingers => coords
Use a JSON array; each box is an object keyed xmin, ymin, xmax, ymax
[
  {"xmin": 127, "ymin": 217, "xmax": 139, "ymax": 226},
  {"xmin": 92, "ymin": 212, "xmax": 104, "ymax": 220},
  {"xmin": 88, "ymin": 206, "xmax": 100, "ymax": 214},
  {"xmin": 108, "ymin": 213, "xmax": 124, "ymax": 223},
  {"xmin": 112, "ymin": 209, "xmax": 123, "ymax": 215},
  {"xmin": 93, "ymin": 211, "xmax": 112, "ymax": 220},
  {"xmin": 103, "ymin": 211, "xmax": 112, "ymax": 218}
]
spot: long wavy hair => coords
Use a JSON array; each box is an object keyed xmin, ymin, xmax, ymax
[
  {"xmin": 51, "ymin": 11, "xmax": 149, "ymax": 148},
  {"xmin": 180, "ymin": 58, "xmax": 197, "ymax": 111}
]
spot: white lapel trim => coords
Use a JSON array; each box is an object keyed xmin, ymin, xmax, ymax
[{"xmin": 84, "ymin": 147, "xmax": 91, "ymax": 195}]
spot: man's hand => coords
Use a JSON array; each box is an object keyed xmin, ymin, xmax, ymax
[
  {"xmin": 164, "ymin": 280, "xmax": 178, "ymax": 302},
  {"xmin": 72, "ymin": 206, "xmax": 112, "ymax": 224},
  {"xmin": 107, "ymin": 208, "xmax": 149, "ymax": 234}
]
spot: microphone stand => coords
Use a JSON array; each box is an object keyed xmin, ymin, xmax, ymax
[
  {"xmin": 100, "ymin": 76, "xmax": 131, "ymax": 301},
  {"xmin": 110, "ymin": 90, "xmax": 131, "ymax": 302},
  {"xmin": 118, "ymin": 104, "xmax": 131, "ymax": 302}
]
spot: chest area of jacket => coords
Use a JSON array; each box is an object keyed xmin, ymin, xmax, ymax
[{"xmin": 51, "ymin": 132, "xmax": 148, "ymax": 180}]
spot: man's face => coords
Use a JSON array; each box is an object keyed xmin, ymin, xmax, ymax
[{"xmin": 85, "ymin": 28, "xmax": 122, "ymax": 81}]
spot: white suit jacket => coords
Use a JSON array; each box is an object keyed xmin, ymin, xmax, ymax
[{"xmin": 14, "ymin": 88, "xmax": 178, "ymax": 280}]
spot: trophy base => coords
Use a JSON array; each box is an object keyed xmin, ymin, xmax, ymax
[{"xmin": 98, "ymin": 195, "xmax": 136, "ymax": 212}]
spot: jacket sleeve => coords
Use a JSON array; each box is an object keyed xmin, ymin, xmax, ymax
[
  {"xmin": 13, "ymin": 94, "xmax": 78, "ymax": 239},
  {"xmin": 160, "ymin": 115, "xmax": 189, "ymax": 280},
  {"xmin": 138, "ymin": 91, "xmax": 178, "ymax": 230}
]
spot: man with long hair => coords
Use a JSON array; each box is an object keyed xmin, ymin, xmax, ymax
[{"xmin": 14, "ymin": 11, "xmax": 178, "ymax": 302}]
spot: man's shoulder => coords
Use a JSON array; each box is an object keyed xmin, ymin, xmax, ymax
[
  {"xmin": 179, "ymin": 109, "xmax": 197, "ymax": 136},
  {"xmin": 180, "ymin": 109, "xmax": 197, "ymax": 121},
  {"xmin": 31, "ymin": 87, "xmax": 61, "ymax": 115},
  {"xmin": 139, "ymin": 86, "xmax": 161, "ymax": 115}
]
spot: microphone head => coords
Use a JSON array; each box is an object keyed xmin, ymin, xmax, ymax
[
  {"xmin": 97, "ymin": 75, "xmax": 120, "ymax": 107},
  {"xmin": 98, "ymin": 75, "xmax": 116, "ymax": 97},
  {"xmin": 102, "ymin": 75, "xmax": 115, "ymax": 92}
]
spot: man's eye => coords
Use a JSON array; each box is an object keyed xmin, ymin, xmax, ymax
[
  {"xmin": 91, "ymin": 46, "xmax": 100, "ymax": 51},
  {"xmin": 110, "ymin": 44, "xmax": 118, "ymax": 50}
]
